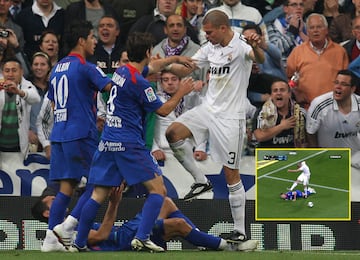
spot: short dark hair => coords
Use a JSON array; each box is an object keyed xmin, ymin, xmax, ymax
[
  {"xmin": 166, "ymin": 14, "xmax": 186, "ymax": 27},
  {"xmin": 2, "ymin": 57, "xmax": 22, "ymax": 68},
  {"xmin": 271, "ymin": 77, "xmax": 290, "ymax": 92},
  {"xmin": 31, "ymin": 196, "xmax": 49, "ymax": 223},
  {"xmin": 337, "ymin": 69, "xmax": 359, "ymax": 87},
  {"xmin": 99, "ymin": 14, "xmax": 120, "ymax": 30},
  {"xmin": 64, "ymin": 20, "xmax": 93, "ymax": 51},
  {"xmin": 126, "ymin": 32, "xmax": 154, "ymax": 63},
  {"xmin": 203, "ymin": 10, "xmax": 230, "ymax": 28},
  {"xmin": 242, "ymin": 24, "xmax": 262, "ymax": 36}
]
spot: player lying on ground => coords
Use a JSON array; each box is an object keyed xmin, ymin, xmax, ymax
[
  {"xmin": 280, "ymin": 187, "xmax": 316, "ymax": 201},
  {"xmin": 34, "ymin": 184, "xmax": 258, "ymax": 252}
]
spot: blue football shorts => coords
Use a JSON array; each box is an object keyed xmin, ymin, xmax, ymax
[
  {"xmin": 88, "ymin": 141, "xmax": 163, "ymax": 187},
  {"xmin": 50, "ymin": 138, "xmax": 97, "ymax": 182}
]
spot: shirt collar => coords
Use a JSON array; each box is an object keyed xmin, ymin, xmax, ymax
[
  {"xmin": 333, "ymin": 94, "xmax": 360, "ymax": 112},
  {"xmin": 153, "ymin": 8, "xmax": 166, "ymax": 22},
  {"xmin": 32, "ymin": 1, "xmax": 61, "ymax": 17}
]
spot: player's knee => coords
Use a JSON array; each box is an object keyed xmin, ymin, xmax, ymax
[
  {"xmin": 165, "ymin": 127, "xmax": 178, "ymax": 143},
  {"xmin": 173, "ymin": 218, "xmax": 191, "ymax": 236}
]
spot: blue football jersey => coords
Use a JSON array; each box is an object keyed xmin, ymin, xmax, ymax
[
  {"xmin": 286, "ymin": 190, "xmax": 309, "ymax": 200},
  {"xmin": 48, "ymin": 53, "xmax": 112, "ymax": 142},
  {"xmin": 101, "ymin": 64, "xmax": 163, "ymax": 145},
  {"xmin": 89, "ymin": 213, "xmax": 142, "ymax": 251}
]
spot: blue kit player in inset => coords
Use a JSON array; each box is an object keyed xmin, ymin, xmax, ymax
[
  {"xmin": 69, "ymin": 32, "xmax": 196, "ymax": 253},
  {"xmin": 280, "ymin": 187, "xmax": 316, "ymax": 201},
  {"xmin": 41, "ymin": 20, "xmax": 113, "ymax": 252}
]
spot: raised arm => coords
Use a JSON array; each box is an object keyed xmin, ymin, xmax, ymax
[
  {"xmin": 156, "ymin": 77, "xmax": 195, "ymax": 116},
  {"xmin": 246, "ymin": 32, "xmax": 265, "ymax": 64},
  {"xmin": 87, "ymin": 185, "xmax": 124, "ymax": 246}
]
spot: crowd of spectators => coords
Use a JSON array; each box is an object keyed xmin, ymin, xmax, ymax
[{"xmin": 0, "ymin": 0, "xmax": 359, "ymax": 169}]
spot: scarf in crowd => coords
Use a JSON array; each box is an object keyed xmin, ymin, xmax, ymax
[
  {"xmin": 259, "ymin": 98, "xmax": 306, "ymax": 147},
  {"xmin": 159, "ymin": 92, "xmax": 184, "ymax": 118},
  {"xmin": 278, "ymin": 17, "xmax": 305, "ymax": 46},
  {"xmin": 163, "ymin": 36, "xmax": 189, "ymax": 57}
]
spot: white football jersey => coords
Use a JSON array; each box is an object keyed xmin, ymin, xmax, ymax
[
  {"xmin": 193, "ymin": 32, "xmax": 253, "ymax": 119},
  {"xmin": 307, "ymin": 92, "xmax": 360, "ymax": 153},
  {"xmin": 299, "ymin": 161, "xmax": 311, "ymax": 177}
]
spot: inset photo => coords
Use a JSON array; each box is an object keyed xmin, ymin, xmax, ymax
[{"xmin": 256, "ymin": 148, "xmax": 350, "ymax": 221}]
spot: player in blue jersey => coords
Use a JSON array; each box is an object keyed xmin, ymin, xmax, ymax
[
  {"xmin": 280, "ymin": 187, "xmax": 316, "ymax": 201},
  {"xmin": 33, "ymin": 184, "xmax": 249, "ymax": 252},
  {"xmin": 69, "ymin": 32, "xmax": 196, "ymax": 253},
  {"xmin": 41, "ymin": 20, "xmax": 113, "ymax": 252}
]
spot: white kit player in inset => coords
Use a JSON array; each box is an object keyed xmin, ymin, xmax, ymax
[
  {"xmin": 287, "ymin": 161, "xmax": 311, "ymax": 198},
  {"xmin": 165, "ymin": 9, "xmax": 264, "ymax": 250}
]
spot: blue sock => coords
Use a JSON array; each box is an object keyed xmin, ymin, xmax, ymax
[
  {"xmin": 75, "ymin": 198, "xmax": 101, "ymax": 248},
  {"xmin": 135, "ymin": 193, "xmax": 164, "ymax": 240},
  {"xmin": 168, "ymin": 210, "xmax": 196, "ymax": 229},
  {"xmin": 48, "ymin": 192, "xmax": 71, "ymax": 229},
  {"xmin": 185, "ymin": 228, "xmax": 221, "ymax": 250},
  {"xmin": 70, "ymin": 185, "xmax": 93, "ymax": 219}
]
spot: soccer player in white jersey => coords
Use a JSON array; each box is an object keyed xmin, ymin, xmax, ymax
[
  {"xmin": 287, "ymin": 161, "xmax": 311, "ymax": 198},
  {"xmin": 165, "ymin": 10, "xmax": 264, "ymax": 249},
  {"xmin": 306, "ymin": 69, "xmax": 360, "ymax": 166}
]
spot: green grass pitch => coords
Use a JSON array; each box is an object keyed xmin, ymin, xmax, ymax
[{"xmin": 2, "ymin": 250, "xmax": 360, "ymax": 260}]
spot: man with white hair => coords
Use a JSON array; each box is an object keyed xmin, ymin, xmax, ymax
[{"xmin": 287, "ymin": 161, "xmax": 311, "ymax": 198}]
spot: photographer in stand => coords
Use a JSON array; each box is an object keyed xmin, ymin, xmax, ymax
[
  {"xmin": 0, "ymin": 26, "xmax": 30, "ymax": 78},
  {"xmin": 0, "ymin": 57, "xmax": 40, "ymax": 157}
]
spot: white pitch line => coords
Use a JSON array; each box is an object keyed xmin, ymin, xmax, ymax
[
  {"xmin": 257, "ymin": 150, "xmax": 328, "ymax": 180},
  {"xmin": 263, "ymin": 175, "xmax": 349, "ymax": 193}
]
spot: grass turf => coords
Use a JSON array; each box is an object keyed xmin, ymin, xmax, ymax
[{"xmin": 2, "ymin": 250, "xmax": 360, "ymax": 260}]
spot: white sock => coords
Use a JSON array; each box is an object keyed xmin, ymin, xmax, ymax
[
  {"xmin": 228, "ymin": 181, "xmax": 245, "ymax": 235},
  {"xmin": 290, "ymin": 182, "xmax": 298, "ymax": 191},
  {"xmin": 218, "ymin": 238, "xmax": 228, "ymax": 250},
  {"xmin": 62, "ymin": 215, "xmax": 78, "ymax": 233},
  {"xmin": 170, "ymin": 139, "xmax": 207, "ymax": 184},
  {"xmin": 44, "ymin": 229, "xmax": 58, "ymax": 243}
]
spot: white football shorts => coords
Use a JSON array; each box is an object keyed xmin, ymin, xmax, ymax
[{"xmin": 175, "ymin": 104, "xmax": 245, "ymax": 169}]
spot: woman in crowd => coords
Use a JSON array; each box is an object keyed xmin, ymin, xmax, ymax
[
  {"xmin": 28, "ymin": 51, "xmax": 52, "ymax": 153},
  {"xmin": 39, "ymin": 30, "xmax": 60, "ymax": 67}
]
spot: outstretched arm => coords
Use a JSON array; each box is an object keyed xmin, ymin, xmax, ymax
[
  {"xmin": 288, "ymin": 168, "xmax": 301, "ymax": 173},
  {"xmin": 148, "ymin": 55, "xmax": 196, "ymax": 75}
]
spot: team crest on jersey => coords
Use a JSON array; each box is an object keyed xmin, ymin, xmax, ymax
[
  {"xmin": 145, "ymin": 87, "xmax": 157, "ymax": 102},
  {"xmin": 227, "ymin": 54, "xmax": 232, "ymax": 62}
]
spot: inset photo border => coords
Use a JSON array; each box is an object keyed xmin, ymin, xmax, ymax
[{"xmin": 255, "ymin": 148, "xmax": 351, "ymax": 221}]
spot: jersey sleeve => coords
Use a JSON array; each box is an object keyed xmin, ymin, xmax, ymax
[
  {"xmin": 192, "ymin": 44, "xmax": 210, "ymax": 69},
  {"xmin": 306, "ymin": 101, "xmax": 321, "ymax": 135},
  {"xmin": 138, "ymin": 77, "xmax": 163, "ymax": 113},
  {"xmin": 85, "ymin": 63, "xmax": 112, "ymax": 92}
]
